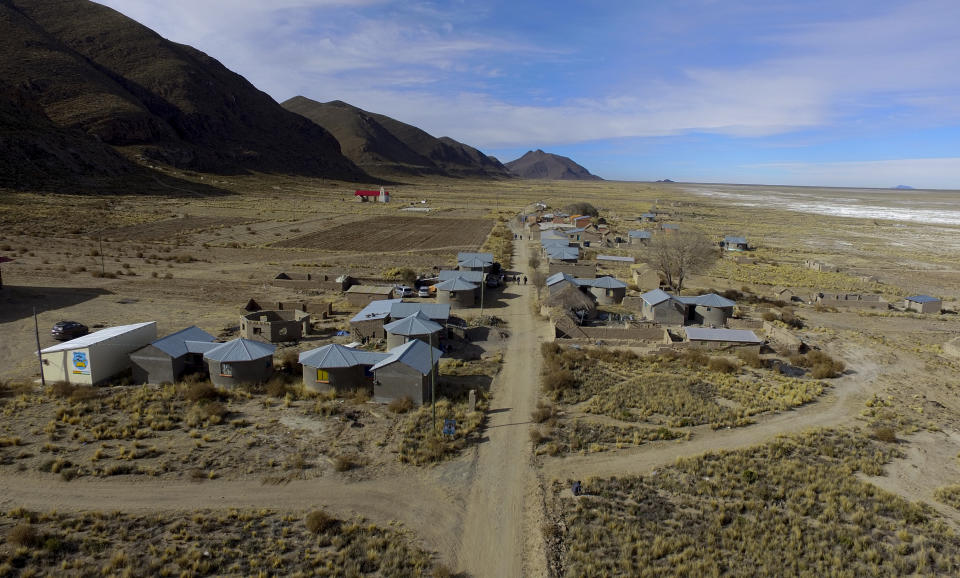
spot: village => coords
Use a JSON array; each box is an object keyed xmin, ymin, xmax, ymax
[{"xmin": 1, "ymin": 180, "xmax": 960, "ymax": 576}]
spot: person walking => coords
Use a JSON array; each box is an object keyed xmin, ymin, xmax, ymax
[{"xmin": 523, "ymin": 275, "xmax": 527, "ymax": 285}]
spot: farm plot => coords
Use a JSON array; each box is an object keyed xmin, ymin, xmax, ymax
[
  {"xmin": 273, "ymin": 216, "xmax": 492, "ymax": 252},
  {"xmin": 107, "ymin": 216, "xmax": 254, "ymax": 242}
]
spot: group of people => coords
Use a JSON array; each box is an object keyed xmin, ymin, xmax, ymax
[{"xmin": 502, "ymin": 274, "xmax": 527, "ymax": 285}]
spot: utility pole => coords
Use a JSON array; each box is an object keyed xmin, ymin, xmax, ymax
[
  {"xmin": 430, "ymin": 331, "xmax": 436, "ymax": 434},
  {"xmin": 34, "ymin": 307, "xmax": 45, "ymax": 387},
  {"xmin": 479, "ymin": 270, "xmax": 485, "ymax": 317},
  {"xmin": 98, "ymin": 232, "xmax": 105, "ymax": 275}
]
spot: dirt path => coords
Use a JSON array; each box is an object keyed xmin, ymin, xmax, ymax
[
  {"xmin": 542, "ymin": 341, "xmax": 883, "ymax": 482},
  {"xmin": 0, "ymin": 470, "xmax": 463, "ymax": 562},
  {"xmin": 457, "ymin": 232, "xmax": 550, "ymax": 577}
]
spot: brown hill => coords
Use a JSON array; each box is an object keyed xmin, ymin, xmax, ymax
[
  {"xmin": 0, "ymin": 0, "xmax": 365, "ymax": 181},
  {"xmin": 282, "ymin": 96, "xmax": 509, "ymax": 179},
  {"xmin": 504, "ymin": 149, "xmax": 601, "ymax": 180}
]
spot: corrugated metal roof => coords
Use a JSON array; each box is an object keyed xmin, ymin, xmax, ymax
[
  {"xmin": 390, "ymin": 302, "xmax": 451, "ymax": 322},
  {"xmin": 203, "ymin": 338, "xmax": 275, "ymax": 362},
  {"xmin": 628, "ymin": 230, "xmax": 652, "ymax": 238},
  {"xmin": 41, "ymin": 322, "xmax": 156, "ymax": 353},
  {"xmin": 457, "ymin": 257, "xmax": 489, "ymax": 269},
  {"xmin": 906, "ymin": 295, "xmax": 940, "ymax": 303},
  {"xmin": 457, "ymin": 252, "xmax": 493, "ymax": 263},
  {"xmin": 685, "ymin": 328, "xmax": 761, "ymax": 343},
  {"xmin": 439, "ymin": 270, "xmax": 485, "ymax": 283},
  {"xmin": 345, "ymin": 285, "xmax": 394, "ymax": 295},
  {"xmin": 641, "ymin": 289, "xmax": 673, "ymax": 306},
  {"xmin": 546, "ymin": 272, "xmax": 576, "ymax": 286},
  {"xmin": 371, "ymin": 339, "xmax": 443, "ymax": 375},
  {"xmin": 150, "ymin": 326, "xmax": 216, "ymax": 358},
  {"xmin": 434, "ymin": 277, "xmax": 478, "ymax": 291},
  {"xmin": 185, "ymin": 341, "xmax": 219, "ymax": 354},
  {"xmin": 680, "ymin": 293, "xmax": 736, "ymax": 307},
  {"xmin": 597, "ymin": 255, "xmax": 635, "ymax": 263},
  {"xmin": 384, "ymin": 312, "xmax": 443, "ymax": 336},
  {"xmin": 580, "ymin": 276, "xmax": 627, "ymax": 289},
  {"xmin": 546, "ymin": 246, "xmax": 580, "ymax": 260},
  {"xmin": 299, "ymin": 344, "xmax": 388, "ymax": 369},
  {"xmin": 350, "ymin": 299, "xmax": 403, "ymax": 323},
  {"xmin": 724, "ymin": 235, "xmax": 748, "ymax": 245}
]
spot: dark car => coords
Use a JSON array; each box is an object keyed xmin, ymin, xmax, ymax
[{"xmin": 51, "ymin": 321, "xmax": 88, "ymax": 341}]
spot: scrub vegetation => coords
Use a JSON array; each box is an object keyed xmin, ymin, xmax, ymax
[{"xmin": 548, "ymin": 429, "xmax": 960, "ymax": 577}]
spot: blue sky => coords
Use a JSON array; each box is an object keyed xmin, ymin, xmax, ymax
[{"xmin": 99, "ymin": 0, "xmax": 960, "ymax": 188}]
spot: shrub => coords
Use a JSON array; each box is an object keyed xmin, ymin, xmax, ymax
[
  {"xmin": 736, "ymin": 349, "xmax": 765, "ymax": 369},
  {"xmin": 305, "ymin": 510, "xmax": 338, "ymax": 534},
  {"xmin": 707, "ymin": 357, "xmax": 737, "ymax": 374},
  {"xmin": 183, "ymin": 382, "xmax": 220, "ymax": 402},
  {"xmin": 333, "ymin": 454, "xmax": 359, "ymax": 472},
  {"xmin": 266, "ymin": 378, "xmax": 289, "ymax": 398},
  {"xmin": 388, "ymin": 397, "xmax": 414, "ymax": 414},
  {"xmin": 871, "ymin": 427, "xmax": 898, "ymax": 443},
  {"xmin": 7, "ymin": 524, "xmax": 39, "ymax": 548},
  {"xmin": 531, "ymin": 402, "xmax": 556, "ymax": 423}
]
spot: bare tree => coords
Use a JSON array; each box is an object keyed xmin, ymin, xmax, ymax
[{"xmin": 646, "ymin": 230, "xmax": 718, "ymax": 291}]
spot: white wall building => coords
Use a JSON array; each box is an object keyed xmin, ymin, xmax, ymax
[{"xmin": 40, "ymin": 322, "xmax": 157, "ymax": 385}]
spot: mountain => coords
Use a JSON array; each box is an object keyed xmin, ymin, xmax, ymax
[
  {"xmin": 893, "ymin": 185, "xmax": 914, "ymax": 190},
  {"xmin": 0, "ymin": 0, "xmax": 365, "ymax": 182},
  {"xmin": 504, "ymin": 150, "xmax": 601, "ymax": 180},
  {"xmin": 282, "ymin": 97, "xmax": 510, "ymax": 179}
]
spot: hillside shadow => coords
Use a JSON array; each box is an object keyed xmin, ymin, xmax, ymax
[{"xmin": 0, "ymin": 285, "xmax": 112, "ymax": 323}]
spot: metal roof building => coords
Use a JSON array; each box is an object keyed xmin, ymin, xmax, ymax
[
  {"xmin": 130, "ymin": 326, "xmax": 215, "ymax": 384},
  {"xmin": 40, "ymin": 322, "xmax": 157, "ymax": 385},
  {"xmin": 200, "ymin": 338, "xmax": 276, "ymax": 388}
]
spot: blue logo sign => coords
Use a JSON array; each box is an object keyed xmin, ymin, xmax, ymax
[{"xmin": 442, "ymin": 419, "xmax": 456, "ymax": 436}]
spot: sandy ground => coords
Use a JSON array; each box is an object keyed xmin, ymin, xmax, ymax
[{"xmin": 457, "ymin": 232, "xmax": 550, "ymax": 577}]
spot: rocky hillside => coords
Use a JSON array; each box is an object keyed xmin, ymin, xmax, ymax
[
  {"xmin": 0, "ymin": 0, "xmax": 366, "ymax": 183},
  {"xmin": 282, "ymin": 97, "xmax": 510, "ymax": 179},
  {"xmin": 505, "ymin": 149, "xmax": 601, "ymax": 180}
]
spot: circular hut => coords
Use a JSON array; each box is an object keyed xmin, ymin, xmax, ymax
[
  {"xmin": 434, "ymin": 277, "xmax": 478, "ymax": 308},
  {"xmin": 384, "ymin": 311, "xmax": 444, "ymax": 349}
]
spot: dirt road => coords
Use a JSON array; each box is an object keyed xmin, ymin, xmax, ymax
[
  {"xmin": 457, "ymin": 233, "xmax": 549, "ymax": 577},
  {"xmin": 0, "ymin": 470, "xmax": 464, "ymax": 561}
]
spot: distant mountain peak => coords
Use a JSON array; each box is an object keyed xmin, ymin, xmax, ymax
[
  {"xmin": 504, "ymin": 150, "xmax": 601, "ymax": 181},
  {"xmin": 893, "ymin": 184, "xmax": 914, "ymax": 190},
  {"xmin": 281, "ymin": 96, "xmax": 509, "ymax": 179}
]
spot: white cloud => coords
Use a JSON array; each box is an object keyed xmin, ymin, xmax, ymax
[{"xmin": 97, "ymin": 0, "xmax": 960, "ymax": 151}]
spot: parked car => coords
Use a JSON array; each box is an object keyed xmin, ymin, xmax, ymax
[
  {"xmin": 395, "ymin": 285, "xmax": 415, "ymax": 298},
  {"xmin": 417, "ymin": 287, "xmax": 432, "ymax": 298},
  {"xmin": 51, "ymin": 320, "xmax": 88, "ymax": 341},
  {"xmin": 485, "ymin": 274, "xmax": 500, "ymax": 288}
]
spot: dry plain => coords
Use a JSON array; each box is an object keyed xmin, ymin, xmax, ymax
[{"xmin": 2, "ymin": 174, "xmax": 960, "ymax": 575}]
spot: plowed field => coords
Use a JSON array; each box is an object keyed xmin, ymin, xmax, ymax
[{"xmin": 273, "ymin": 216, "xmax": 493, "ymax": 252}]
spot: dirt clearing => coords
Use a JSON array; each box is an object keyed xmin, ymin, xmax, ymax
[{"xmin": 272, "ymin": 216, "xmax": 492, "ymax": 252}]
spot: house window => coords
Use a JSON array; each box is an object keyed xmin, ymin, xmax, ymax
[
  {"xmin": 220, "ymin": 363, "xmax": 233, "ymax": 377},
  {"xmin": 253, "ymin": 327, "xmax": 261, "ymax": 335},
  {"xmin": 317, "ymin": 369, "xmax": 329, "ymax": 384}
]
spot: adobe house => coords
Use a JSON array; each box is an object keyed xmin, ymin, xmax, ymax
[
  {"xmin": 355, "ymin": 187, "xmax": 389, "ymax": 202},
  {"xmin": 545, "ymin": 283, "xmax": 598, "ymax": 323},
  {"xmin": 721, "ymin": 236, "xmax": 749, "ymax": 251},
  {"xmin": 349, "ymin": 298, "xmax": 402, "ymax": 339},
  {"xmin": 628, "ymin": 230, "xmax": 652, "ymax": 245},
  {"xmin": 349, "ymin": 300, "xmax": 450, "ymax": 340},
  {"xmin": 631, "ymin": 265, "xmax": 660, "ymax": 291},
  {"xmin": 545, "ymin": 245, "xmax": 580, "ymax": 263},
  {"xmin": 581, "ymin": 276, "xmax": 628, "ymax": 305},
  {"xmin": 677, "ymin": 293, "xmax": 736, "ymax": 327},
  {"xmin": 371, "ymin": 339, "xmax": 443, "ymax": 405},
  {"xmin": 805, "ymin": 260, "xmax": 840, "ymax": 273},
  {"xmin": 639, "ymin": 289, "xmax": 686, "ymax": 325},
  {"xmin": 548, "ymin": 261, "xmax": 597, "ymax": 277},
  {"xmin": 773, "ymin": 287, "xmax": 797, "ymax": 302},
  {"xmin": 384, "ymin": 311, "xmax": 443, "ymax": 349},
  {"xmin": 241, "ymin": 310, "xmax": 311, "ymax": 343},
  {"xmin": 434, "ymin": 277, "xmax": 478, "ymax": 308},
  {"xmin": 661, "ymin": 223, "xmax": 679, "ymax": 234},
  {"xmin": 457, "ymin": 252, "xmax": 494, "ymax": 272},
  {"xmin": 815, "ymin": 292, "xmax": 887, "ymax": 310},
  {"xmin": 639, "ymin": 213, "xmax": 657, "ymax": 222},
  {"xmin": 192, "ymin": 338, "xmax": 275, "ymax": 388},
  {"xmin": 684, "ymin": 327, "xmax": 762, "ymax": 353},
  {"xmin": 345, "ymin": 285, "xmax": 395, "ymax": 307},
  {"xmin": 299, "ymin": 344, "xmax": 387, "ymax": 395},
  {"xmin": 904, "ymin": 295, "xmax": 942, "ymax": 314},
  {"xmin": 130, "ymin": 326, "xmax": 216, "ymax": 384}
]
